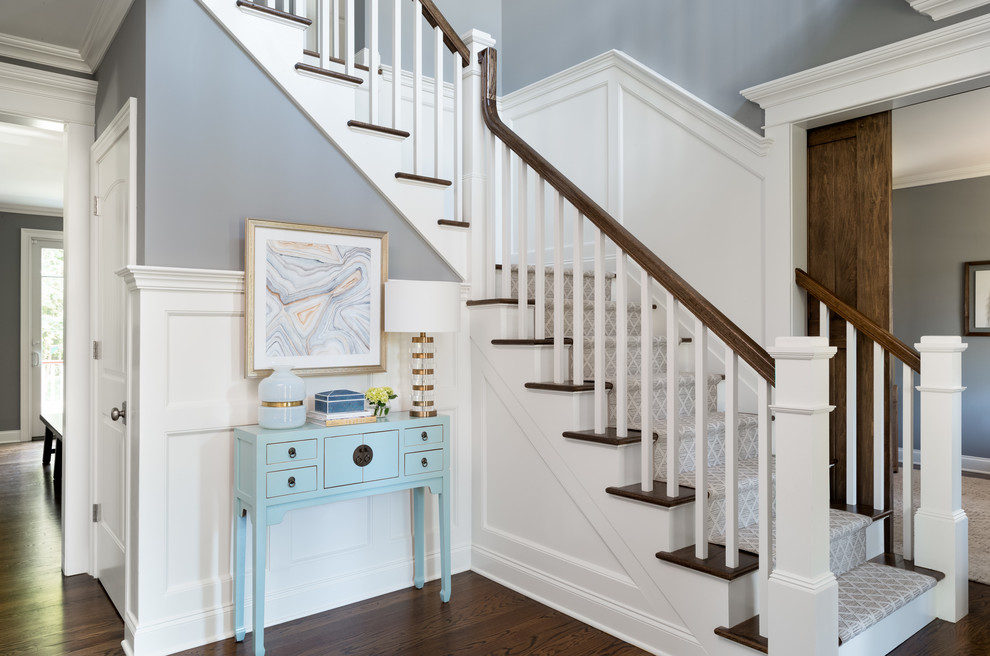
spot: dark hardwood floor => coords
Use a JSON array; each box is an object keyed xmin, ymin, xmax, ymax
[{"xmin": 4, "ymin": 439, "xmax": 990, "ymax": 655}]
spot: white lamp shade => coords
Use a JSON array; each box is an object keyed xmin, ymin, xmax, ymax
[{"xmin": 384, "ymin": 280, "xmax": 461, "ymax": 333}]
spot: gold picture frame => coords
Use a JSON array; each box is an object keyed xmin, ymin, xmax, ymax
[{"xmin": 245, "ymin": 218, "xmax": 388, "ymax": 377}]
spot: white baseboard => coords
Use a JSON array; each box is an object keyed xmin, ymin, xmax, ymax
[
  {"xmin": 471, "ymin": 546, "xmax": 703, "ymax": 656},
  {"xmin": 0, "ymin": 430, "xmax": 22, "ymax": 444},
  {"xmin": 898, "ymin": 447, "xmax": 990, "ymax": 474}
]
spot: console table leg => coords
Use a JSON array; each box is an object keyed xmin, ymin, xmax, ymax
[
  {"xmin": 413, "ymin": 487, "xmax": 425, "ymax": 589},
  {"xmin": 439, "ymin": 476, "xmax": 451, "ymax": 602},
  {"xmin": 253, "ymin": 514, "xmax": 267, "ymax": 656},
  {"xmin": 234, "ymin": 506, "xmax": 247, "ymax": 642}
]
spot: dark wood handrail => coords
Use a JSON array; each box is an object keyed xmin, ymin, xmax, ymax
[
  {"xmin": 478, "ymin": 48, "xmax": 775, "ymax": 384},
  {"xmin": 419, "ymin": 0, "xmax": 470, "ymax": 67},
  {"xmin": 796, "ymin": 268, "xmax": 920, "ymax": 372}
]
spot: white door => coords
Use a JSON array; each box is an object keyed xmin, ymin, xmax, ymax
[
  {"xmin": 91, "ymin": 110, "xmax": 132, "ymax": 618},
  {"xmin": 20, "ymin": 230, "xmax": 64, "ymax": 441}
]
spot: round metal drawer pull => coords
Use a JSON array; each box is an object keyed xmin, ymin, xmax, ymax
[
  {"xmin": 421, "ymin": 457, "xmax": 429, "ymax": 467},
  {"xmin": 287, "ymin": 476, "xmax": 296, "ymax": 488},
  {"xmin": 353, "ymin": 444, "xmax": 374, "ymax": 467},
  {"xmin": 421, "ymin": 431, "xmax": 428, "ymax": 441},
  {"xmin": 288, "ymin": 447, "xmax": 297, "ymax": 458}
]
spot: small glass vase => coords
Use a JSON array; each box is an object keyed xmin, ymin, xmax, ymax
[{"xmin": 258, "ymin": 365, "xmax": 306, "ymax": 429}]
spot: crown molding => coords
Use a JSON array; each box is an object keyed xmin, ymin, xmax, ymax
[
  {"xmin": 120, "ymin": 265, "xmax": 246, "ymax": 294},
  {"xmin": 0, "ymin": 61, "xmax": 97, "ymax": 125},
  {"xmin": 909, "ymin": 0, "xmax": 990, "ymax": 20},
  {"xmin": 742, "ymin": 13, "xmax": 990, "ymax": 126},
  {"xmin": 894, "ymin": 162, "xmax": 990, "ymax": 188},
  {"xmin": 79, "ymin": 0, "xmax": 135, "ymax": 72},
  {"xmin": 0, "ymin": 32, "xmax": 90, "ymax": 74}
]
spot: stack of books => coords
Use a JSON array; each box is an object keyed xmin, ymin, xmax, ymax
[
  {"xmin": 307, "ymin": 409, "xmax": 376, "ymax": 427},
  {"xmin": 307, "ymin": 389, "xmax": 376, "ymax": 426}
]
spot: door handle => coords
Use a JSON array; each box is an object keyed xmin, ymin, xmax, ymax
[
  {"xmin": 31, "ymin": 351, "xmax": 40, "ymax": 367},
  {"xmin": 110, "ymin": 401, "xmax": 127, "ymax": 424}
]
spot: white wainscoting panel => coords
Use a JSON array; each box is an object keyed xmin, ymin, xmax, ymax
[
  {"xmin": 502, "ymin": 50, "xmax": 771, "ymax": 345},
  {"xmin": 123, "ymin": 266, "xmax": 472, "ymax": 656}
]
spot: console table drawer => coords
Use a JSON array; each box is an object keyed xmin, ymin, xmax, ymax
[
  {"xmin": 405, "ymin": 449, "xmax": 443, "ymax": 475},
  {"xmin": 266, "ymin": 466, "xmax": 317, "ymax": 498},
  {"xmin": 403, "ymin": 424, "xmax": 443, "ymax": 447},
  {"xmin": 266, "ymin": 438, "xmax": 317, "ymax": 465}
]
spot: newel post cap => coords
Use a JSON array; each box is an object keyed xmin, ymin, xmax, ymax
[
  {"xmin": 462, "ymin": 29, "xmax": 495, "ymax": 52},
  {"xmin": 915, "ymin": 335, "xmax": 969, "ymax": 354},
  {"xmin": 768, "ymin": 336, "xmax": 837, "ymax": 360}
]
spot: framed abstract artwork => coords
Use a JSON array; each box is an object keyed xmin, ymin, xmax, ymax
[
  {"xmin": 245, "ymin": 218, "xmax": 388, "ymax": 376},
  {"xmin": 965, "ymin": 260, "xmax": 990, "ymax": 336}
]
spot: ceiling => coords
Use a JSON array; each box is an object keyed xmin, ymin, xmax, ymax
[{"xmin": 0, "ymin": 0, "xmax": 988, "ymax": 216}]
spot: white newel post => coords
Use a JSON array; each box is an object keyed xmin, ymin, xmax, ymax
[
  {"xmin": 914, "ymin": 335, "xmax": 969, "ymax": 622},
  {"xmin": 462, "ymin": 29, "xmax": 496, "ymax": 297},
  {"xmin": 768, "ymin": 337, "xmax": 838, "ymax": 656}
]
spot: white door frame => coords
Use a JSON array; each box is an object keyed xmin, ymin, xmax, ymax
[
  {"xmin": 742, "ymin": 14, "xmax": 990, "ymax": 344},
  {"xmin": 0, "ymin": 61, "xmax": 97, "ymax": 576},
  {"xmin": 20, "ymin": 228, "xmax": 65, "ymax": 443}
]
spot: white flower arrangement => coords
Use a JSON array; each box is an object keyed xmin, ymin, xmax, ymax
[{"xmin": 365, "ymin": 386, "xmax": 398, "ymax": 416}]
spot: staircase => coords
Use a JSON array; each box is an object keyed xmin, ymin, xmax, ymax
[{"xmin": 198, "ymin": 2, "xmax": 970, "ymax": 654}]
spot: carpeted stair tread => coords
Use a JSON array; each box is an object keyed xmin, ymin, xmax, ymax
[
  {"xmin": 836, "ymin": 562, "xmax": 937, "ymax": 644},
  {"xmin": 498, "ymin": 265, "xmax": 614, "ymax": 303}
]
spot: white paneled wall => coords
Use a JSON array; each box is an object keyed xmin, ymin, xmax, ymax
[
  {"xmin": 501, "ymin": 50, "xmax": 772, "ymax": 345},
  {"xmin": 122, "ymin": 267, "xmax": 472, "ymax": 656}
]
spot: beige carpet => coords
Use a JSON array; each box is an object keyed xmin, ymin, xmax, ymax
[{"xmin": 891, "ymin": 469, "xmax": 990, "ymax": 585}]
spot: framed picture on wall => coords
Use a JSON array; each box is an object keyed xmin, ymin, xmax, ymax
[
  {"xmin": 245, "ymin": 218, "xmax": 388, "ymax": 376},
  {"xmin": 964, "ymin": 260, "xmax": 990, "ymax": 336}
]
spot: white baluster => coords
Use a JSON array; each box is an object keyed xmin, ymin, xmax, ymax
[
  {"xmin": 433, "ymin": 26, "xmax": 443, "ymax": 179},
  {"xmin": 295, "ymin": 0, "xmax": 307, "ymax": 21},
  {"xmin": 594, "ymin": 227, "xmax": 605, "ymax": 435},
  {"xmin": 500, "ymin": 143, "xmax": 511, "ymax": 299},
  {"xmin": 553, "ymin": 192, "xmax": 565, "ymax": 384},
  {"xmin": 902, "ymin": 363, "xmax": 914, "ymax": 560},
  {"xmin": 846, "ymin": 322, "xmax": 857, "ymax": 506},
  {"xmin": 453, "ymin": 51, "xmax": 463, "ymax": 223},
  {"xmin": 666, "ymin": 292, "xmax": 679, "ymax": 498},
  {"xmin": 517, "ymin": 161, "xmax": 528, "ymax": 339},
  {"xmin": 915, "ymin": 336, "xmax": 969, "ymax": 622},
  {"xmin": 725, "ymin": 349, "xmax": 739, "ymax": 568},
  {"xmin": 332, "ymin": 0, "xmax": 341, "ymax": 59},
  {"xmin": 412, "ymin": 0, "xmax": 423, "ymax": 174},
  {"xmin": 640, "ymin": 270, "xmax": 654, "ymax": 492},
  {"xmin": 873, "ymin": 343, "xmax": 884, "ymax": 512},
  {"xmin": 572, "ymin": 212, "xmax": 584, "ymax": 384},
  {"xmin": 368, "ymin": 0, "xmax": 379, "ymax": 124},
  {"xmin": 391, "ymin": 0, "xmax": 402, "ymax": 130},
  {"xmin": 345, "ymin": 0, "xmax": 355, "ymax": 75},
  {"xmin": 615, "ymin": 255, "xmax": 628, "ymax": 438},
  {"xmin": 820, "ymin": 301, "xmax": 829, "ymax": 340},
  {"xmin": 533, "ymin": 178, "xmax": 545, "ymax": 341},
  {"xmin": 321, "ymin": 0, "xmax": 333, "ymax": 70},
  {"xmin": 485, "ymin": 130, "xmax": 496, "ymax": 298},
  {"xmin": 758, "ymin": 379, "xmax": 772, "ymax": 637},
  {"xmin": 694, "ymin": 318, "xmax": 708, "ymax": 559}
]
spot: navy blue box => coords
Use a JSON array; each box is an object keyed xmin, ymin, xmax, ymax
[{"xmin": 314, "ymin": 389, "xmax": 365, "ymax": 414}]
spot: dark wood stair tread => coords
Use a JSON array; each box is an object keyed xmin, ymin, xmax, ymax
[
  {"xmin": 525, "ymin": 380, "xmax": 613, "ymax": 392},
  {"xmin": 237, "ymin": 0, "xmax": 312, "ymax": 26},
  {"xmin": 437, "ymin": 219, "xmax": 470, "ymax": 228},
  {"xmin": 395, "ymin": 172, "xmax": 452, "ymax": 187},
  {"xmin": 870, "ymin": 553, "xmax": 945, "ymax": 582},
  {"xmin": 466, "ymin": 298, "xmax": 536, "ymax": 306},
  {"xmin": 657, "ymin": 543, "xmax": 759, "ymax": 581},
  {"xmin": 563, "ymin": 427, "xmax": 656, "ymax": 447},
  {"xmin": 295, "ymin": 62, "xmax": 363, "ymax": 84},
  {"xmin": 347, "ymin": 120, "xmax": 410, "ymax": 138},
  {"xmin": 830, "ymin": 503, "xmax": 894, "ymax": 522},
  {"xmin": 605, "ymin": 482, "xmax": 695, "ymax": 507},
  {"xmin": 492, "ymin": 338, "xmax": 572, "ymax": 346},
  {"xmin": 715, "ymin": 615, "xmax": 767, "ymax": 653}
]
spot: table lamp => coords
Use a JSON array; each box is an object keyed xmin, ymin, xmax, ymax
[{"xmin": 384, "ymin": 280, "xmax": 461, "ymax": 417}]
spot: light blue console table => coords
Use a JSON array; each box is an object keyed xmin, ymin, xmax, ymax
[{"xmin": 233, "ymin": 413, "xmax": 451, "ymax": 655}]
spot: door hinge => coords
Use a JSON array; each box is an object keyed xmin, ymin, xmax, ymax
[
  {"xmin": 93, "ymin": 341, "xmax": 101, "ymax": 360},
  {"xmin": 93, "ymin": 195, "xmax": 101, "ymax": 216},
  {"xmin": 92, "ymin": 504, "xmax": 101, "ymax": 523}
]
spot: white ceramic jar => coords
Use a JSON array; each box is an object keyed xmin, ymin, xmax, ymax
[{"xmin": 258, "ymin": 365, "xmax": 306, "ymax": 429}]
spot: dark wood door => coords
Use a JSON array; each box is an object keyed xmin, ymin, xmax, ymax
[{"xmin": 807, "ymin": 112, "xmax": 892, "ymax": 512}]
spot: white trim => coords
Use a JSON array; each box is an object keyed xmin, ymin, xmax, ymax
[
  {"xmin": 742, "ymin": 13, "xmax": 990, "ymax": 127},
  {"xmin": 120, "ymin": 265, "xmax": 245, "ymax": 293},
  {"xmin": 0, "ymin": 430, "xmax": 21, "ymax": 444},
  {"xmin": 502, "ymin": 49, "xmax": 770, "ymax": 157},
  {"xmin": 909, "ymin": 0, "xmax": 990, "ymax": 20},
  {"xmin": 899, "ymin": 447, "xmax": 990, "ymax": 474},
  {"xmin": 78, "ymin": 0, "xmax": 136, "ymax": 72},
  {"xmin": 20, "ymin": 228, "xmax": 64, "ymax": 443},
  {"xmin": 0, "ymin": 32, "xmax": 90, "ymax": 74},
  {"xmin": 0, "ymin": 203, "xmax": 62, "ymax": 217},
  {"xmin": 894, "ymin": 162, "xmax": 990, "ymax": 188},
  {"xmin": 0, "ymin": 61, "xmax": 97, "ymax": 126}
]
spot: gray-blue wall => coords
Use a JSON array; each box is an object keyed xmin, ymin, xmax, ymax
[
  {"xmin": 499, "ymin": 0, "xmax": 990, "ymax": 132},
  {"xmin": 95, "ymin": 0, "xmax": 457, "ymax": 281},
  {"xmin": 894, "ymin": 176, "xmax": 990, "ymax": 460},
  {"xmin": 0, "ymin": 213, "xmax": 63, "ymax": 433}
]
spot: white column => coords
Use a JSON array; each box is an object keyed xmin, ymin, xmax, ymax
[
  {"xmin": 768, "ymin": 336, "xmax": 838, "ymax": 656},
  {"xmin": 914, "ymin": 335, "xmax": 969, "ymax": 622}
]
